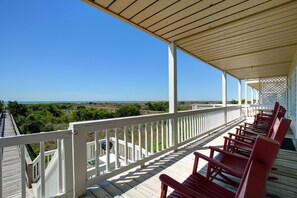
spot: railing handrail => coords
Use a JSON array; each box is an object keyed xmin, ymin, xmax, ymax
[
  {"xmin": 0, "ymin": 130, "xmax": 72, "ymax": 148},
  {"xmin": 70, "ymin": 105, "xmax": 241, "ymax": 133}
]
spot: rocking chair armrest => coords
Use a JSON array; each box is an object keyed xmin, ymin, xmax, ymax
[
  {"xmin": 207, "ymin": 146, "xmax": 249, "ymax": 160},
  {"xmin": 236, "ymin": 128, "xmax": 261, "ymax": 136},
  {"xmin": 193, "ymin": 151, "xmax": 246, "ymax": 177},
  {"xmin": 159, "ymin": 174, "xmax": 205, "ymax": 198},
  {"xmin": 228, "ymin": 133, "xmax": 256, "ymax": 141},
  {"xmin": 224, "ymin": 137, "xmax": 254, "ymax": 148},
  {"xmin": 240, "ymin": 126, "xmax": 266, "ymax": 133}
]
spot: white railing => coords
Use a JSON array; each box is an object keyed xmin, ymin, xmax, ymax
[
  {"xmin": 71, "ymin": 106, "xmax": 242, "ymax": 197},
  {"xmin": 242, "ymin": 104, "xmax": 274, "ymax": 117},
  {"xmin": 0, "ymin": 130, "xmax": 73, "ymax": 198},
  {"xmin": 32, "ymin": 150, "xmax": 56, "ymax": 183}
]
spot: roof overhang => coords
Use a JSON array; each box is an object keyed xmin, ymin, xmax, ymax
[{"xmin": 83, "ymin": 0, "xmax": 297, "ymax": 80}]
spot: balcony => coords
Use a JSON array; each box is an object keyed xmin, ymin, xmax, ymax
[
  {"xmin": 1, "ymin": 106, "xmax": 297, "ymax": 197},
  {"xmin": 1, "ymin": 0, "xmax": 297, "ymax": 197}
]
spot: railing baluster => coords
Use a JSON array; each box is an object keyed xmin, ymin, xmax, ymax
[
  {"xmin": 151, "ymin": 122, "xmax": 154, "ymax": 154},
  {"xmin": 177, "ymin": 118, "xmax": 180, "ymax": 143},
  {"xmin": 131, "ymin": 125, "xmax": 135, "ymax": 162},
  {"xmin": 186, "ymin": 116, "xmax": 189, "ymax": 140},
  {"xmin": 115, "ymin": 128, "xmax": 119, "ymax": 169},
  {"xmin": 40, "ymin": 142, "xmax": 45, "ymax": 198},
  {"xmin": 124, "ymin": 126, "xmax": 128, "ymax": 165},
  {"xmin": 57, "ymin": 139, "xmax": 63, "ymax": 193},
  {"xmin": 161, "ymin": 120, "xmax": 164, "ymax": 150},
  {"xmin": 21, "ymin": 145, "xmax": 26, "ymax": 198},
  {"xmin": 138, "ymin": 124, "xmax": 142, "ymax": 160},
  {"xmin": 156, "ymin": 121, "xmax": 159, "ymax": 152},
  {"xmin": 166, "ymin": 120, "xmax": 169, "ymax": 148},
  {"xmin": 105, "ymin": 129, "xmax": 110, "ymax": 172},
  {"xmin": 95, "ymin": 131, "xmax": 99, "ymax": 176},
  {"xmin": 145, "ymin": 123, "xmax": 148, "ymax": 156},
  {"xmin": 183, "ymin": 117, "xmax": 186, "ymax": 141}
]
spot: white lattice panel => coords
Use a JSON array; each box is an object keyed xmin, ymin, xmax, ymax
[{"xmin": 259, "ymin": 76, "xmax": 287, "ymax": 108}]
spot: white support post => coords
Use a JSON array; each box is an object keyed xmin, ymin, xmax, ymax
[
  {"xmin": 245, "ymin": 81, "xmax": 248, "ymax": 116},
  {"xmin": 238, "ymin": 80, "xmax": 242, "ymax": 105},
  {"xmin": 57, "ymin": 139, "xmax": 63, "ymax": 194},
  {"xmin": 63, "ymin": 137, "xmax": 73, "ymax": 196},
  {"xmin": 168, "ymin": 42, "xmax": 178, "ymax": 151},
  {"xmin": 251, "ymin": 88, "xmax": 254, "ymax": 104},
  {"xmin": 40, "ymin": 142, "xmax": 45, "ymax": 198},
  {"xmin": 222, "ymin": 71, "xmax": 227, "ymax": 125},
  {"xmin": 238, "ymin": 79, "xmax": 242, "ymax": 117},
  {"xmin": 72, "ymin": 127, "xmax": 87, "ymax": 197},
  {"xmin": 21, "ymin": 145, "xmax": 26, "ymax": 198},
  {"xmin": 256, "ymin": 89, "xmax": 259, "ymax": 104}
]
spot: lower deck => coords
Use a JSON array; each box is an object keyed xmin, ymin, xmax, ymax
[{"xmin": 83, "ymin": 121, "xmax": 297, "ymax": 198}]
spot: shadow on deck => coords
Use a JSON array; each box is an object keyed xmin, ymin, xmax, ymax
[{"xmin": 83, "ymin": 120, "xmax": 297, "ymax": 198}]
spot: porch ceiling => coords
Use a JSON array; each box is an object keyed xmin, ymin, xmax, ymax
[{"xmin": 83, "ymin": 0, "xmax": 297, "ymax": 80}]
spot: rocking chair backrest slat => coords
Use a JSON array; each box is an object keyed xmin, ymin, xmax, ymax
[
  {"xmin": 236, "ymin": 136, "xmax": 280, "ymax": 198},
  {"xmin": 269, "ymin": 118, "xmax": 291, "ymax": 146}
]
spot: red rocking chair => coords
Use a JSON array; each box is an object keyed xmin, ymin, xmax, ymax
[{"xmin": 159, "ymin": 136, "xmax": 280, "ymax": 198}]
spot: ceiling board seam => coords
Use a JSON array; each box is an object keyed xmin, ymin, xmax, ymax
[
  {"xmin": 127, "ymin": 1, "xmax": 159, "ymax": 20},
  {"xmin": 118, "ymin": 0, "xmax": 138, "ymax": 15},
  {"xmin": 195, "ymin": 34, "xmax": 297, "ymax": 58},
  {"xmin": 144, "ymin": 0, "xmax": 206, "ymax": 30},
  {"xmin": 189, "ymin": 25, "xmax": 297, "ymax": 53},
  {"xmin": 165, "ymin": 0, "xmax": 273, "ymax": 40},
  {"xmin": 106, "ymin": 0, "xmax": 117, "ymax": 9},
  {"xmin": 134, "ymin": 0, "xmax": 181, "ymax": 25},
  {"xmin": 174, "ymin": 0, "xmax": 294, "ymax": 44},
  {"xmin": 226, "ymin": 61, "xmax": 292, "ymax": 71},
  {"xmin": 182, "ymin": 13, "xmax": 297, "ymax": 49},
  {"xmin": 152, "ymin": 0, "xmax": 225, "ymax": 34},
  {"xmin": 207, "ymin": 43, "xmax": 297, "ymax": 62}
]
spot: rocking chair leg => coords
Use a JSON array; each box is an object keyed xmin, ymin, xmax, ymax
[{"xmin": 266, "ymin": 191, "xmax": 280, "ymax": 198}]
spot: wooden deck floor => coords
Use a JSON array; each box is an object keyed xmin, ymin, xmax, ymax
[
  {"xmin": 1, "ymin": 113, "xmax": 35, "ymax": 198},
  {"xmin": 83, "ymin": 120, "xmax": 297, "ymax": 198}
]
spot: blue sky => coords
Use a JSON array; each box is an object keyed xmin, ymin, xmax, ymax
[{"xmin": 0, "ymin": 1, "xmax": 251, "ymax": 102}]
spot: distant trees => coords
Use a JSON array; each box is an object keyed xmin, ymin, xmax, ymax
[
  {"xmin": 115, "ymin": 104, "xmax": 141, "ymax": 117},
  {"xmin": 73, "ymin": 108, "xmax": 113, "ymax": 121},
  {"xmin": 145, "ymin": 102, "xmax": 169, "ymax": 111},
  {"xmin": 6, "ymin": 101, "xmax": 145, "ymax": 134},
  {"xmin": 7, "ymin": 101, "xmax": 27, "ymax": 117}
]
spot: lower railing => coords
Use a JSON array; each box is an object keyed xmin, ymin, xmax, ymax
[
  {"xmin": 71, "ymin": 106, "xmax": 241, "ymax": 197},
  {"xmin": 0, "ymin": 130, "xmax": 73, "ymax": 198},
  {"xmin": 242, "ymin": 104, "xmax": 274, "ymax": 117},
  {"xmin": 0, "ymin": 106, "xmax": 242, "ymax": 198}
]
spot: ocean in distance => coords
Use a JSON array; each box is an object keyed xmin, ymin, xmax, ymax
[{"xmin": 5, "ymin": 101, "xmax": 156, "ymax": 105}]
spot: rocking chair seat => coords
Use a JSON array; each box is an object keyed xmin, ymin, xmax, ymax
[{"xmin": 162, "ymin": 173, "xmax": 235, "ymax": 198}]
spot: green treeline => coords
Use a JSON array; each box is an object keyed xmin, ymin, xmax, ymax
[{"xmin": 6, "ymin": 101, "xmax": 169, "ymax": 134}]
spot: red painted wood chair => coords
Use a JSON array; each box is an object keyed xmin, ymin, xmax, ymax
[
  {"xmin": 159, "ymin": 136, "xmax": 279, "ymax": 198},
  {"xmin": 225, "ymin": 118, "xmax": 290, "ymax": 157},
  {"xmin": 243, "ymin": 106, "xmax": 286, "ymax": 132},
  {"xmin": 234, "ymin": 106, "xmax": 285, "ymax": 141}
]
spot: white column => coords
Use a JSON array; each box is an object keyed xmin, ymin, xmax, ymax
[
  {"xmin": 245, "ymin": 81, "xmax": 248, "ymax": 116},
  {"xmin": 168, "ymin": 42, "xmax": 178, "ymax": 151},
  {"xmin": 72, "ymin": 128, "xmax": 87, "ymax": 197},
  {"xmin": 238, "ymin": 79, "xmax": 242, "ymax": 105},
  {"xmin": 222, "ymin": 71, "xmax": 227, "ymax": 124},
  {"xmin": 251, "ymin": 88, "xmax": 254, "ymax": 104}
]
